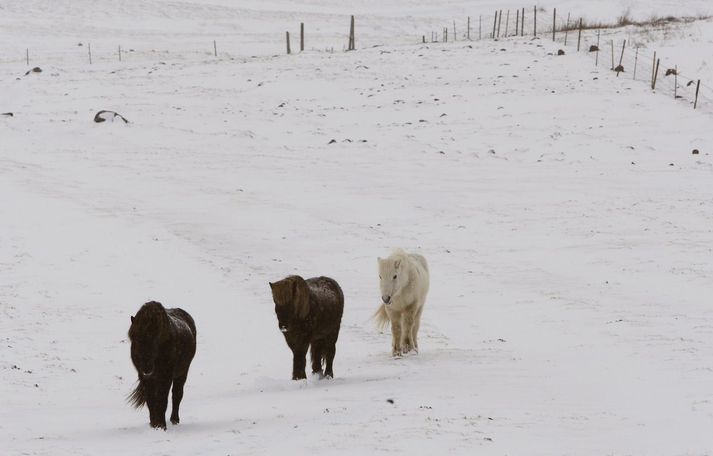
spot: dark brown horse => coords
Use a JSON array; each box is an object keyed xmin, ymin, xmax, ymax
[
  {"xmin": 269, "ymin": 276, "xmax": 344, "ymax": 380},
  {"xmin": 128, "ymin": 301, "xmax": 196, "ymax": 429}
]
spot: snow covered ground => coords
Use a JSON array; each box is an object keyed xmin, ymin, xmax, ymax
[{"xmin": 2, "ymin": 1, "xmax": 713, "ymax": 455}]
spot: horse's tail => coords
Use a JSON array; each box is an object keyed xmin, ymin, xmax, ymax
[
  {"xmin": 127, "ymin": 379, "xmax": 147, "ymax": 409},
  {"xmin": 372, "ymin": 304, "xmax": 390, "ymax": 330}
]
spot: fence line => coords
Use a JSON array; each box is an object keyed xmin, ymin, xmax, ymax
[{"xmin": 1, "ymin": 8, "xmax": 711, "ymax": 113}]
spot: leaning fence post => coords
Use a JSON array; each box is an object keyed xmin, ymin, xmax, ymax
[
  {"xmin": 616, "ymin": 39, "xmax": 626, "ymax": 76},
  {"xmin": 348, "ymin": 15, "xmax": 355, "ymax": 50},
  {"xmin": 577, "ymin": 18, "xmax": 583, "ymax": 51},
  {"xmin": 652, "ymin": 58, "xmax": 660, "ymax": 90},
  {"xmin": 651, "ymin": 52, "xmax": 657, "ymax": 84},
  {"xmin": 505, "ymin": 10, "xmax": 510, "ymax": 37},
  {"xmin": 633, "ymin": 47, "xmax": 638, "ymax": 79},
  {"xmin": 492, "ymin": 11, "xmax": 497, "ymax": 39},
  {"xmin": 694, "ymin": 80, "xmax": 701, "ymax": 109},
  {"xmin": 552, "ymin": 8, "xmax": 556, "ymax": 42},
  {"xmin": 595, "ymin": 30, "xmax": 600, "ymax": 66}
]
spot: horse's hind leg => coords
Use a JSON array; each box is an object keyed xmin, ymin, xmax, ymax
[
  {"xmin": 310, "ymin": 341, "xmax": 324, "ymax": 376},
  {"xmin": 412, "ymin": 304, "xmax": 424, "ymax": 353},
  {"xmin": 324, "ymin": 339, "xmax": 337, "ymax": 378},
  {"xmin": 170, "ymin": 374, "xmax": 188, "ymax": 425}
]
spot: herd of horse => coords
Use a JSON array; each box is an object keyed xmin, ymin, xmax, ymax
[{"xmin": 127, "ymin": 248, "xmax": 430, "ymax": 429}]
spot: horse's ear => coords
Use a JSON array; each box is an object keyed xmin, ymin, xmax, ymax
[
  {"xmin": 268, "ymin": 282, "xmax": 274, "ymax": 289},
  {"xmin": 130, "ymin": 315, "xmax": 135, "ymax": 324},
  {"xmin": 394, "ymin": 259, "xmax": 401, "ymax": 269}
]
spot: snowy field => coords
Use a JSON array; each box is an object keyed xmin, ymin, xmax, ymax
[{"xmin": 2, "ymin": 1, "xmax": 713, "ymax": 455}]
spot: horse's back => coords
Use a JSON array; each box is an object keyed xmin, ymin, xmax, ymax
[
  {"xmin": 306, "ymin": 276, "xmax": 344, "ymax": 310},
  {"xmin": 407, "ymin": 253, "xmax": 430, "ymax": 299},
  {"xmin": 167, "ymin": 308, "xmax": 197, "ymax": 339}
]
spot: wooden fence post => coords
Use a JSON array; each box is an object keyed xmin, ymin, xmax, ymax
[
  {"xmin": 505, "ymin": 10, "xmax": 510, "ymax": 37},
  {"xmin": 26, "ymin": 48, "xmax": 29, "ymax": 66},
  {"xmin": 118, "ymin": 45, "xmax": 121, "ymax": 62},
  {"xmin": 515, "ymin": 10, "xmax": 519, "ymax": 37},
  {"xmin": 616, "ymin": 39, "xmax": 626, "ymax": 76},
  {"xmin": 633, "ymin": 47, "xmax": 638, "ymax": 79},
  {"xmin": 652, "ymin": 58, "xmax": 660, "ymax": 90},
  {"xmin": 88, "ymin": 43, "xmax": 92, "ymax": 64},
  {"xmin": 564, "ymin": 13, "xmax": 570, "ymax": 45},
  {"xmin": 213, "ymin": 40, "xmax": 217, "ymax": 57},
  {"xmin": 694, "ymin": 80, "xmax": 701, "ymax": 109},
  {"xmin": 492, "ymin": 11, "xmax": 497, "ymax": 39},
  {"xmin": 595, "ymin": 30, "xmax": 600, "ymax": 66},
  {"xmin": 534, "ymin": 6, "xmax": 537, "ymax": 37},
  {"xmin": 552, "ymin": 8, "xmax": 556, "ymax": 42},
  {"xmin": 497, "ymin": 10, "xmax": 502, "ymax": 38},
  {"xmin": 286, "ymin": 32, "xmax": 291, "ymax": 54},
  {"xmin": 479, "ymin": 15, "xmax": 482, "ymax": 40},
  {"xmin": 467, "ymin": 16, "xmax": 470, "ymax": 40},
  {"xmin": 674, "ymin": 65, "xmax": 678, "ymax": 98},
  {"xmin": 300, "ymin": 23, "xmax": 304, "ymax": 51},
  {"xmin": 348, "ymin": 15, "xmax": 355, "ymax": 50},
  {"xmin": 651, "ymin": 52, "xmax": 656, "ymax": 85},
  {"xmin": 576, "ymin": 18, "xmax": 583, "ymax": 51}
]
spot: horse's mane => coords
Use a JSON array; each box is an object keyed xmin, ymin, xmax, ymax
[
  {"xmin": 270, "ymin": 275, "xmax": 311, "ymax": 319},
  {"xmin": 128, "ymin": 301, "xmax": 171, "ymax": 340}
]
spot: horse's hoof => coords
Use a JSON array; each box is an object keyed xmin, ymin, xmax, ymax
[
  {"xmin": 170, "ymin": 417, "xmax": 180, "ymax": 425},
  {"xmin": 151, "ymin": 422, "xmax": 167, "ymax": 431}
]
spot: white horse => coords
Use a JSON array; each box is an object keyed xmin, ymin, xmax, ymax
[{"xmin": 374, "ymin": 249, "xmax": 429, "ymax": 357}]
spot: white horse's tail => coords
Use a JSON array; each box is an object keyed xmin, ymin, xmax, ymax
[{"xmin": 372, "ymin": 304, "xmax": 390, "ymax": 330}]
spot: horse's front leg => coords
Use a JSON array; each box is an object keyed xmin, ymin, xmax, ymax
[
  {"xmin": 150, "ymin": 377, "xmax": 172, "ymax": 430},
  {"xmin": 291, "ymin": 343, "xmax": 308, "ymax": 380},
  {"xmin": 386, "ymin": 308, "xmax": 403, "ymax": 357},
  {"xmin": 402, "ymin": 307, "xmax": 416, "ymax": 354}
]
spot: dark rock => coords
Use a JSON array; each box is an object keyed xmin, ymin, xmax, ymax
[
  {"xmin": 557, "ymin": 49, "xmax": 565, "ymax": 55},
  {"xmin": 24, "ymin": 67, "xmax": 42, "ymax": 76},
  {"xmin": 615, "ymin": 64, "xmax": 624, "ymax": 73},
  {"xmin": 692, "ymin": 149, "xmax": 700, "ymax": 155},
  {"xmin": 93, "ymin": 110, "xmax": 129, "ymax": 123},
  {"xmin": 1, "ymin": 112, "xmax": 13, "ymax": 117},
  {"xmin": 589, "ymin": 45, "xmax": 599, "ymax": 52}
]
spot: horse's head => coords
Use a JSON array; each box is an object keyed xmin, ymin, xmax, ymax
[
  {"xmin": 269, "ymin": 276, "xmax": 310, "ymax": 333},
  {"xmin": 128, "ymin": 302, "xmax": 167, "ymax": 378},
  {"xmin": 378, "ymin": 256, "xmax": 403, "ymax": 305}
]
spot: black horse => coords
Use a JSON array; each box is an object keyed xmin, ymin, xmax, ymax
[
  {"xmin": 269, "ymin": 276, "xmax": 344, "ymax": 380},
  {"xmin": 128, "ymin": 301, "xmax": 196, "ymax": 429}
]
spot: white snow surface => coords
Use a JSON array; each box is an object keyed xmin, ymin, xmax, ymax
[{"xmin": 2, "ymin": 1, "xmax": 713, "ymax": 455}]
